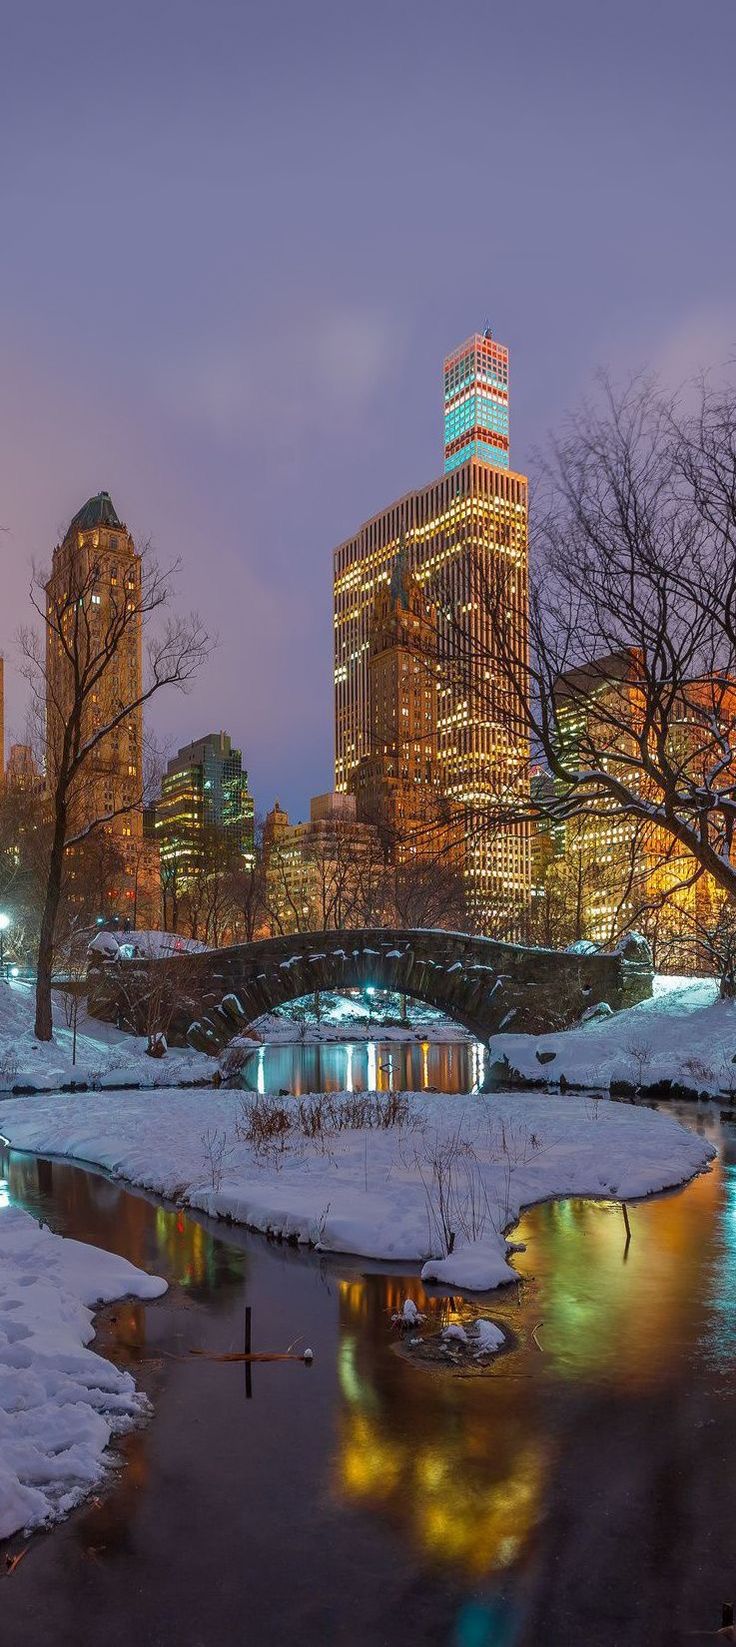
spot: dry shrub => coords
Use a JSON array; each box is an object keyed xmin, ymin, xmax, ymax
[
  {"xmin": 302, "ymin": 1091, "xmax": 411, "ymax": 1134},
  {"xmin": 416, "ymin": 1117, "xmax": 543, "ymax": 1259},
  {"xmin": 626, "ymin": 1035, "xmax": 654, "ymax": 1089},
  {"xmin": 236, "ymin": 1089, "xmax": 414, "ymax": 1158},
  {"xmin": 681, "ymin": 1053, "xmax": 716, "ymax": 1090},
  {"xmin": 201, "ymin": 1126, "xmax": 234, "ymax": 1190},
  {"xmin": 0, "ymin": 1046, "xmax": 20, "ymax": 1089},
  {"xmin": 236, "ymin": 1096, "xmax": 292, "ymax": 1158},
  {"xmin": 219, "ymin": 1039, "xmax": 258, "ymax": 1081}
]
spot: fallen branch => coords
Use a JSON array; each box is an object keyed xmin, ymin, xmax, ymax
[
  {"xmin": 188, "ymin": 1348, "xmax": 313, "ymax": 1364},
  {"xmin": 3, "ymin": 1550, "xmax": 29, "ymax": 1578}
]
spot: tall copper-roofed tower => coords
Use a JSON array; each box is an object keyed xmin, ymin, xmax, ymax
[
  {"xmin": 443, "ymin": 330, "xmax": 509, "ymax": 472},
  {"xmin": 44, "ymin": 492, "xmax": 160, "ymax": 924},
  {"xmin": 333, "ymin": 332, "xmax": 529, "ymax": 933}
]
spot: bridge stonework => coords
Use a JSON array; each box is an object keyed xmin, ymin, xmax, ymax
[{"xmin": 88, "ymin": 928, "xmax": 653, "ymax": 1052}]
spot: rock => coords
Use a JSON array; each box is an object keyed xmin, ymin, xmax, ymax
[
  {"xmin": 186, "ymin": 1022, "xmax": 219, "ymax": 1055},
  {"xmin": 581, "ymin": 1001, "xmax": 613, "ymax": 1022},
  {"xmin": 486, "ymin": 1055, "xmax": 515, "ymax": 1087},
  {"xmin": 615, "ymin": 931, "xmax": 653, "ymax": 966},
  {"xmin": 442, "ymin": 1323, "xmax": 468, "ymax": 1345},
  {"xmin": 220, "ymin": 993, "xmax": 248, "ymax": 1028},
  {"xmin": 535, "ymin": 1049, "xmax": 557, "ymax": 1064},
  {"xmin": 472, "ymin": 1319, "xmax": 505, "ymax": 1356},
  {"xmin": 392, "ymin": 1299, "xmax": 427, "ymax": 1330}
]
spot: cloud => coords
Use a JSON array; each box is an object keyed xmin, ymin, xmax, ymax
[
  {"xmin": 155, "ymin": 302, "xmax": 405, "ymax": 446},
  {"xmin": 650, "ymin": 302, "xmax": 736, "ymax": 399}
]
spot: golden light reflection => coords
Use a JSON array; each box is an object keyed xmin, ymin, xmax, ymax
[
  {"xmin": 511, "ymin": 1159, "xmax": 723, "ymax": 1384},
  {"xmin": 334, "ymin": 1275, "xmax": 548, "ymax": 1577},
  {"xmin": 336, "ymin": 1403, "xmax": 545, "ymax": 1577},
  {"xmin": 332, "ymin": 1157, "xmax": 729, "ymax": 1578}
]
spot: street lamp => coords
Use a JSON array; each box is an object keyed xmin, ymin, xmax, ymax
[{"xmin": 0, "ymin": 913, "xmax": 9, "ymax": 978}]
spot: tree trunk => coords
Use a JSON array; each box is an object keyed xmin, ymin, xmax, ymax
[{"xmin": 35, "ymin": 805, "xmax": 67, "ymax": 1041}]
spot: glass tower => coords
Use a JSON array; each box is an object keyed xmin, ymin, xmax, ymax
[
  {"xmin": 443, "ymin": 330, "xmax": 509, "ymax": 472},
  {"xmin": 155, "ymin": 731, "xmax": 255, "ymax": 881}
]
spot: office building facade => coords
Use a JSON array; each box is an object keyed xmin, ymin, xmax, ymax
[
  {"xmin": 155, "ymin": 731, "xmax": 255, "ymax": 882},
  {"xmin": 333, "ymin": 332, "xmax": 530, "ymax": 930}
]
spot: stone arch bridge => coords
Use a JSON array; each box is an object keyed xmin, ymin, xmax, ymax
[{"xmin": 88, "ymin": 927, "xmax": 653, "ymax": 1052}]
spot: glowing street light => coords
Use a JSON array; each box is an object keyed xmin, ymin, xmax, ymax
[{"xmin": 0, "ymin": 912, "xmax": 9, "ymax": 976}]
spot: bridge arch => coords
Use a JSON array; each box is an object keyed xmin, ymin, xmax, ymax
[{"xmin": 90, "ymin": 927, "xmax": 653, "ymax": 1051}]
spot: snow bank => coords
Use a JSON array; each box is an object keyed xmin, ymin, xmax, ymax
[
  {"xmin": 0, "ymin": 1205, "xmax": 166, "ymax": 1540},
  {"xmin": 0, "ymin": 1088, "xmax": 714, "ymax": 1295},
  {"xmin": 0, "ymin": 980, "xmax": 213, "ymax": 1094},
  {"xmin": 491, "ymin": 975, "xmax": 733, "ymax": 1096}
]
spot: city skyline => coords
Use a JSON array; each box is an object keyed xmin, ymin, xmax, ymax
[{"xmin": 1, "ymin": 2, "xmax": 734, "ymax": 818}]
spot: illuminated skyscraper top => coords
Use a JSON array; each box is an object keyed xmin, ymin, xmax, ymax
[{"xmin": 443, "ymin": 329, "xmax": 509, "ymax": 472}]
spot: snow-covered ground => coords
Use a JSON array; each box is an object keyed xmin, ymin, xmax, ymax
[
  {"xmin": 492, "ymin": 975, "xmax": 734, "ymax": 1096},
  {"xmin": 0, "ymin": 981, "xmax": 213, "ymax": 1094},
  {"xmin": 252, "ymin": 1011, "xmax": 472, "ymax": 1045},
  {"xmin": 0, "ymin": 1088, "xmax": 714, "ymax": 1294},
  {"xmin": 0, "ymin": 1203, "xmax": 166, "ymax": 1540}
]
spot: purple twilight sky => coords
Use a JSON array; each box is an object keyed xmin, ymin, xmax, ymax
[{"xmin": 1, "ymin": 0, "xmax": 735, "ymax": 820}]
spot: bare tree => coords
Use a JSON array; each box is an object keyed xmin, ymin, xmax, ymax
[
  {"xmin": 679, "ymin": 898, "xmax": 736, "ymax": 996},
  {"xmin": 439, "ymin": 372, "xmax": 736, "ymax": 943},
  {"xmin": 0, "ymin": 778, "xmax": 48, "ymax": 965},
  {"xmin": 176, "ymin": 827, "xmax": 242, "ymax": 947},
  {"xmin": 108, "ymin": 944, "xmax": 206, "ymax": 1053},
  {"xmin": 224, "ymin": 816, "xmax": 269, "ymax": 941},
  {"xmin": 21, "ymin": 548, "xmax": 208, "ymax": 1040},
  {"xmin": 524, "ymin": 810, "xmax": 698, "ymax": 956},
  {"xmin": 54, "ymin": 912, "xmax": 92, "ymax": 1066},
  {"xmin": 264, "ymin": 818, "xmax": 388, "ymax": 936},
  {"xmin": 387, "ymin": 852, "xmax": 467, "ymax": 932}
]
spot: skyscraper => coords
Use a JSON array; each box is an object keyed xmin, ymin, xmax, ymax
[
  {"xmin": 44, "ymin": 491, "xmax": 160, "ymax": 926},
  {"xmin": 352, "ymin": 536, "xmax": 458, "ymax": 863},
  {"xmin": 443, "ymin": 330, "xmax": 510, "ymax": 472},
  {"xmin": 333, "ymin": 332, "xmax": 529, "ymax": 931},
  {"xmin": 155, "ymin": 731, "xmax": 255, "ymax": 883},
  {"xmin": 45, "ymin": 491, "xmax": 143, "ymax": 839}
]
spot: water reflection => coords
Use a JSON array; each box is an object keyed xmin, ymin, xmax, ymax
[
  {"xmin": 242, "ymin": 1038, "xmax": 486, "ymax": 1096},
  {"xmin": 335, "ymin": 1275, "xmax": 548, "ymax": 1576},
  {"xmin": 3, "ymin": 1104, "xmax": 736, "ymax": 1619},
  {"xmin": 2, "ymin": 1146, "xmax": 246, "ymax": 1300},
  {"xmin": 511, "ymin": 1160, "xmax": 724, "ymax": 1383}
]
